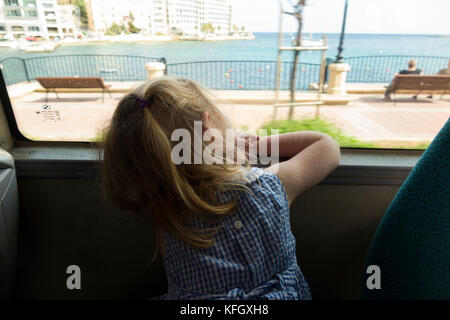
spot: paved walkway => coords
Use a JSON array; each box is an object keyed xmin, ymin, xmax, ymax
[{"xmin": 9, "ymin": 91, "xmax": 450, "ymax": 146}]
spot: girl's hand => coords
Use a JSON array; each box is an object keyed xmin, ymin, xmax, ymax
[{"xmin": 233, "ymin": 131, "xmax": 259, "ymax": 158}]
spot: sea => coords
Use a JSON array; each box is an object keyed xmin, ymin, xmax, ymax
[
  {"xmin": 1, "ymin": 33, "xmax": 449, "ymax": 90},
  {"xmin": 1, "ymin": 33, "xmax": 449, "ymax": 63}
]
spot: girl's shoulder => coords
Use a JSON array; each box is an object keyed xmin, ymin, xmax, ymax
[
  {"xmin": 244, "ymin": 166, "xmax": 285, "ymax": 191},
  {"xmin": 227, "ymin": 166, "xmax": 289, "ymax": 210}
]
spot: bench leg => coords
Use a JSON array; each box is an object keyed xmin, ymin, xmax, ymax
[
  {"xmin": 413, "ymin": 90, "xmax": 422, "ymax": 100},
  {"xmin": 102, "ymin": 89, "xmax": 105, "ymax": 103},
  {"xmin": 45, "ymin": 90, "xmax": 49, "ymax": 104},
  {"xmin": 384, "ymin": 86, "xmax": 391, "ymax": 101}
]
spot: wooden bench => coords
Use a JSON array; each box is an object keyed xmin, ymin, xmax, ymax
[
  {"xmin": 385, "ymin": 75, "xmax": 450, "ymax": 104},
  {"xmin": 35, "ymin": 77, "xmax": 112, "ymax": 103}
]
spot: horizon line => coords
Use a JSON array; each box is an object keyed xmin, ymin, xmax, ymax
[{"xmin": 251, "ymin": 32, "xmax": 450, "ymax": 36}]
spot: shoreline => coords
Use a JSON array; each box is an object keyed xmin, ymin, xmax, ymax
[
  {"xmin": 0, "ymin": 33, "xmax": 255, "ymax": 51},
  {"xmin": 1, "ymin": 33, "xmax": 448, "ymax": 62}
]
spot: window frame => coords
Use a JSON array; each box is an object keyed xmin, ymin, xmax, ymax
[
  {"xmin": 0, "ymin": 67, "xmax": 432, "ymax": 150},
  {"xmin": 1, "ymin": 68, "xmax": 36, "ymax": 142}
]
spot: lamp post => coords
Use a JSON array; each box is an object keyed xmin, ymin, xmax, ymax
[
  {"xmin": 335, "ymin": 0, "xmax": 349, "ymax": 63},
  {"xmin": 327, "ymin": 0, "xmax": 351, "ymax": 95}
]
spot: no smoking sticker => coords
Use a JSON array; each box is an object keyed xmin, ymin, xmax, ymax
[{"xmin": 36, "ymin": 105, "xmax": 62, "ymax": 123}]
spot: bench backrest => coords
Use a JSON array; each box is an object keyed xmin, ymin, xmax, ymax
[
  {"xmin": 35, "ymin": 77, "xmax": 107, "ymax": 89},
  {"xmin": 392, "ymin": 75, "xmax": 450, "ymax": 91}
]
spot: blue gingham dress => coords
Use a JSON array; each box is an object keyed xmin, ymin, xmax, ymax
[{"xmin": 161, "ymin": 167, "xmax": 311, "ymax": 300}]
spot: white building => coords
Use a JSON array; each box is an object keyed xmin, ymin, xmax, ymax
[
  {"xmin": 167, "ymin": 0, "xmax": 199, "ymax": 35},
  {"xmin": 86, "ymin": 0, "xmax": 153, "ymax": 34},
  {"xmin": 167, "ymin": 0, "xmax": 232, "ymax": 36},
  {"xmin": 85, "ymin": 0, "xmax": 233, "ymax": 36},
  {"xmin": 57, "ymin": 4, "xmax": 80, "ymax": 36},
  {"xmin": 201, "ymin": 0, "xmax": 232, "ymax": 35},
  {"xmin": 0, "ymin": 0, "xmax": 80, "ymax": 40},
  {"xmin": 150, "ymin": 0, "xmax": 168, "ymax": 35}
]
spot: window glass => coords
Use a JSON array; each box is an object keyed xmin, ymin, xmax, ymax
[
  {"xmin": 4, "ymin": 0, "xmax": 19, "ymax": 6},
  {"xmin": 6, "ymin": 9, "xmax": 21, "ymax": 16},
  {"xmin": 1, "ymin": 0, "xmax": 449, "ymax": 147},
  {"xmin": 24, "ymin": 9, "xmax": 38, "ymax": 17},
  {"xmin": 22, "ymin": 0, "xmax": 36, "ymax": 7}
]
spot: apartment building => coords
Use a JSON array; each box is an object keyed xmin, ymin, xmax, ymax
[
  {"xmin": 151, "ymin": 0, "xmax": 168, "ymax": 35},
  {"xmin": 0, "ymin": 0, "xmax": 80, "ymax": 40},
  {"xmin": 167, "ymin": 0, "xmax": 232, "ymax": 36},
  {"xmin": 200, "ymin": 0, "xmax": 232, "ymax": 35},
  {"xmin": 166, "ymin": 0, "xmax": 199, "ymax": 35},
  {"xmin": 85, "ymin": 0, "xmax": 153, "ymax": 34},
  {"xmin": 84, "ymin": 0, "xmax": 232, "ymax": 36}
]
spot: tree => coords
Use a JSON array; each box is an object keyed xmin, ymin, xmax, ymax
[
  {"xmin": 201, "ymin": 22, "xmax": 215, "ymax": 34},
  {"xmin": 74, "ymin": 0, "xmax": 88, "ymax": 27},
  {"xmin": 127, "ymin": 11, "xmax": 141, "ymax": 34},
  {"xmin": 105, "ymin": 22, "xmax": 123, "ymax": 36},
  {"xmin": 288, "ymin": 0, "xmax": 306, "ymax": 120}
]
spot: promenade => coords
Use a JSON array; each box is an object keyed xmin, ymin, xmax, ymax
[{"xmin": 9, "ymin": 87, "xmax": 449, "ymax": 147}]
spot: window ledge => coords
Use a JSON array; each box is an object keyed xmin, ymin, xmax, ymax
[{"xmin": 9, "ymin": 142, "xmax": 424, "ymax": 185}]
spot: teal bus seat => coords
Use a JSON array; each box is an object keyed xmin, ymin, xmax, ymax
[{"xmin": 361, "ymin": 119, "xmax": 450, "ymax": 299}]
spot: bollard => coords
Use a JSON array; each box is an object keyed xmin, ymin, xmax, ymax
[
  {"xmin": 145, "ymin": 62, "xmax": 166, "ymax": 80},
  {"xmin": 326, "ymin": 63, "xmax": 351, "ymax": 95}
]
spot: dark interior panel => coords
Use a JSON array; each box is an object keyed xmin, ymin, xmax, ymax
[
  {"xmin": 291, "ymin": 185, "xmax": 397, "ymax": 299},
  {"xmin": 15, "ymin": 176, "xmax": 397, "ymax": 299},
  {"xmin": 16, "ymin": 178, "xmax": 166, "ymax": 300}
]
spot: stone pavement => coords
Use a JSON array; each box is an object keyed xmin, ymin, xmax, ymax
[{"xmin": 8, "ymin": 90, "xmax": 450, "ymax": 146}]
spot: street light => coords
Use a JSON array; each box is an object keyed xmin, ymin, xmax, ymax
[{"xmin": 335, "ymin": 0, "xmax": 349, "ymax": 63}]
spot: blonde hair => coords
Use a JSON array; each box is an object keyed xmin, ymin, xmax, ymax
[{"xmin": 100, "ymin": 77, "xmax": 249, "ymax": 250}]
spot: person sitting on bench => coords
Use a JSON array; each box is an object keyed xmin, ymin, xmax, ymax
[
  {"xmin": 437, "ymin": 60, "xmax": 450, "ymax": 76},
  {"xmin": 428, "ymin": 60, "xmax": 450, "ymax": 99},
  {"xmin": 385, "ymin": 59, "xmax": 423, "ymax": 100}
]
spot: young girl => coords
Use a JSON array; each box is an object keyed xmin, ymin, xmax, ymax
[{"xmin": 101, "ymin": 77, "xmax": 340, "ymax": 300}]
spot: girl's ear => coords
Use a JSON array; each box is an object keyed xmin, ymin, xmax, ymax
[{"xmin": 202, "ymin": 112, "xmax": 211, "ymax": 133}]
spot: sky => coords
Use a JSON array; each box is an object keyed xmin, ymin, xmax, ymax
[{"xmin": 230, "ymin": 0, "xmax": 450, "ymax": 35}]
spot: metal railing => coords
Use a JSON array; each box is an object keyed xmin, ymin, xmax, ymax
[
  {"xmin": 0, "ymin": 54, "xmax": 163, "ymax": 85},
  {"xmin": 1, "ymin": 54, "xmax": 448, "ymax": 89},
  {"xmin": 345, "ymin": 55, "xmax": 449, "ymax": 83},
  {"xmin": 0, "ymin": 57, "xmax": 29, "ymax": 86},
  {"xmin": 166, "ymin": 60, "xmax": 321, "ymax": 90}
]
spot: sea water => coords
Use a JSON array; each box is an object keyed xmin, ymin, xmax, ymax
[
  {"xmin": 1, "ymin": 33, "xmax": 449, "ymax": 62},
  {"xmin": 1, "ymin": 33, "xmax": 449, "ymax": 89}
]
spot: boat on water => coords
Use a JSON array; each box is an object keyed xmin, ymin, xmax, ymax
[
  {"xmin": 291, "ymin": 33, "xmax": 324, "ymax": 47},
  {"xmin": 181, "ymin": 33, "xmax": 255, "ymax": 41},
  {"xmin": 0, "ymin": 40, "xmax": 19, "ymax": 49},
  {"xmin": 300, "ymin": 39, "xmax": 323, "ymax": 47},
  {"xmin": 18, "ymin": 41, "xmax": 59, "ymax": 52}
]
